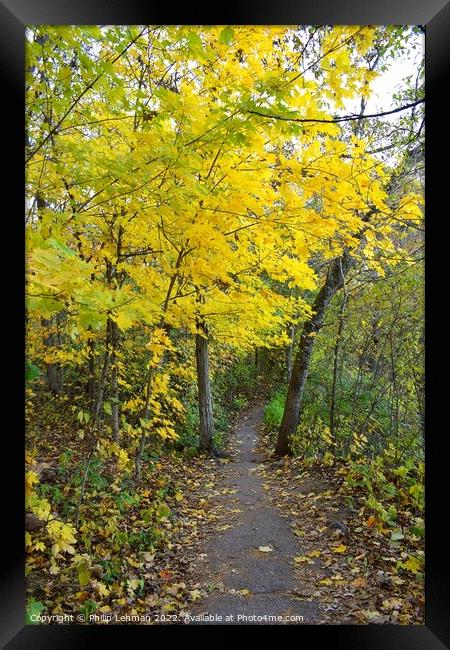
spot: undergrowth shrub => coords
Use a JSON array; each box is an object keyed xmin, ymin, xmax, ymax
[{"xmin": 263, "ymin": 389, "xmax": 286, "ymax": 432}]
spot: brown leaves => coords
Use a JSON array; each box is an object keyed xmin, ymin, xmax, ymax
[
  {"xmin": 365, "ymin": 515, "xmax": 376, "ymax": 527},
  {"xmin": 351, "ymin": 576, "xmax": 367, "ymax": 589},
  {"xmin": 159, "ymin": 570, "xmax": 174, "ymax": 582},
  {"xmin": 254, "ymin": 435, "xmax": 424, "ymax": 624}
]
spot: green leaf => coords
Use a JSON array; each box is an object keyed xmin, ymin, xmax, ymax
[
  {"xmin": 187, "ymin": 32, "xmax": 207, "ymax": 59},
  {"xmin": 48, "ymin": 238, "xmax": 77, "ymax": 258},
  {"xmin": 384, "ymin": 482, "xmax": 397, "ymax": 496},
  {"xmin": 77, "ymin": 561, "xmax": 91, "ymax": 587},
  {"xmin": 187, "ymin": 32, "xmax": 203, "ymax": 49},
  {"xmin": 103, "ymin": 401, "xmax": 112, "ymax": 415},
  {"xmin": 26, "ymin": 362, "xmax": 41, "ymax": 383},
  {"xmin": 25, "ymin": 598, "xmax": 45, "ymax": 624},
  {"xmin": 219, "ymin": 26, "xmax": 234, "ymax": 46},
  {"xmin": 390, "ymin": 528, "xmax": 404, "ymax": 541}
]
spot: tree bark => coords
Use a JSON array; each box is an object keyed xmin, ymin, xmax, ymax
[
  {"xmin": 86, "ymin": 334, "xmax": 96, "ymax": 401},
  {"xmin": 93, "ymin": 323, "xmax": 110, "ymax": 422},
  {"xmin": 286, "ymin": 324, "xmax": 295, "ymax": 383},
  {"xmin": 109, "ymin": 318, "xmax": 120, "ymax": 443},
  {"xmin": 196, "ymin": 325, "xmax": 215, "ymax": 454},
  {"xmin": 275, "ymin": 252, "xmax": 354, "ymax": 456},
  {"xmin": 42, "ymin": 317, "xmax": 62, "ymax": 394},
  {"xmin": 329, "ymin": 284, "xmax": 348, "ymax": 444}
]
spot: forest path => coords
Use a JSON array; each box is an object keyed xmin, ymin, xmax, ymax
[{"xmin": 187, "ymin": 405, "xmax": 320, "ymax": 625}]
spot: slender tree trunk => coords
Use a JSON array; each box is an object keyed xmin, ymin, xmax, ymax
[
  {"xmin": 135, "ymin": 246, "xmax": 186, "ymax": 479},
  {"xmin": 196, "ymin": 325, "xmax": 215, "ymax": 453},
  {"xmin": 42, "ymin": 317, "xmax": 61, "ymax": 394},
  {"xmin": 86, "ymin": 333, "xmax": 96, "ymax": 401},
  {"xmin": 389, "ymin": 333, "xmax": 400, "ymax": 441},
  {"xmin": 93, "ymin": 324, "xmax": 110, "ymax": 422},
  {"xmin": 135, "ymin": 350, "xmax": 158, "ymax": 479},
  {"xmin": 275, "ymin": 253, "xmax": 354, "ymax": 456},
  {"xmin": 35, "ymin": 193, "xmax": 61, "ymax": 393},
  {"xmin": 350, "ymin": 334, "xmax": 371, "ymax": 418},
  {"xmin": 329, "ymin": 291, "xmax": 348, "ymax": 444},
  {"xmin": 109, "ymin": 318, "xmax": 120, "ymax": 444},
  {"xmin": 46, "ymin": 359, "xmax": 60, "ymax": 393},
  {"xmin": 286, "ymin": 324, "xmax": 295, "ymax": 383}
]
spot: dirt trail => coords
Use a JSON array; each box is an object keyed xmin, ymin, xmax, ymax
[{"xmin": 188, "ymin": 406, "xmax": 319, "ymax": 625}]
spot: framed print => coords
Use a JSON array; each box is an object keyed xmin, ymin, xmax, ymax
[{"xmin": 2, "ymin": 0, "xmax": 448, "ymax": 646}]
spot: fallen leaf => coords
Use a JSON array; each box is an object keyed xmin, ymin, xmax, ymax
[
  {"xmin": 351, "ymin": 576, "xmax": 367, "ymax": 588},
  {"xmin": 403, "ymin": 555, "xmax": 421, "ymax": 573},
  {"xmin": 360, "ymin": 609, "xmax": 390, "ymax": 623},
  {"xmin": 159, "ymin": 570, "xmax": 174, "ymax": 582},
  {"xmin": 333, "ymin": 543, "xmax": 347, "ymax": 553},
  {"xmin": 390, "ymin": 528, "xmax": 404, "ymax": 541},
  {"xmin": 258, "ymin": 545, "xmax": 273, "ymax": 553},
  {"xmin": 238, "ymin": 589, "xmax": 251, "ymax": 596},
  {"xmin": 382, "ymin": 598, "xmax": 404, "ymax": 611}
]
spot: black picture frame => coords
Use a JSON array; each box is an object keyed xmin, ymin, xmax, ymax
[{"xmin": 4, "ymin": 0, "xmax": 447, "ymax": 646}]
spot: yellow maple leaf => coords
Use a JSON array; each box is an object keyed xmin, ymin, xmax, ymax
[
  {"xmin": 333, "ymin": 544, "xmax": 347, "ymax": 553},
  {"xmin": 96, "ymin": 582, "xmax": 110, "ymax": 597}
]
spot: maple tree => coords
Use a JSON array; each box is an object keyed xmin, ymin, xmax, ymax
[{"xmin": 25, "ymin": 25, "xmax": 423, "ymax": 624}]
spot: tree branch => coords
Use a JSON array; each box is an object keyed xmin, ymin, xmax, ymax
[
  {"xmin": 247, "ymin": 99, "xmax": 424, "ymax": 126},
  {"xmin": 26, "ymin": 26, "xmax": 151, "ymax": 165}
]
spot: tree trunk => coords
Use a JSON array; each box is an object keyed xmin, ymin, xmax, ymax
[
  {"xmin": 135, "ymin": 248, "xmax": 185, "ymax": 479},
  {"xmin": 329, "ymin": 292, "xmax": 347, "ymax": 444},
  {"xmin": 196, "ymin": 325, "xmax": 215, "ymax": 454},
  {"xmin": 86, "ymin": 329, "xmax": 96, "ymax": 401},
  {"xmin": 286, "ymin": 324, "xmax": 295, "ymax": 383},
  {"xmin": 93, "ymin": 323, "xmax": 110, "ymax": 422},
  {"xmin": 109, "ymin": 319, "xmax": 120, "ymax": 443},
  {"xmin": 275, "ymin": 253, "xmax": 354, "ymax": 456},
  {"xmin": 46, "ymin": 361, "xmax": 60, "ymax": 394},
  {"xmin": 42, "ymin": 317, "xmax": 61, "ymax": 394}
]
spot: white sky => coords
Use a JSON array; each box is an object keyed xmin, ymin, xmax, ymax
[{"xmin": 352, "ymin": 32, "xmax": 424, "ymax": 120}]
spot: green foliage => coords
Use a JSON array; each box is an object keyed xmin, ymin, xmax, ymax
[
  {"xmin": 218, "ymin": 26, "xmax": 234, "ymax": 46},
  {"xmin": 25, "ymin": 598, "xmax": 45, "ymax": 624},
  {"xmin": 26, "ymin": 362, "xmax": 41, "ymax": 383},
  {"xmin": 214, "ymin": 355, "xmax": 258, "ymax": 407},
  {"xmin": 177, "ymin": 401, "xmax": 200, "ymax": 449},
  {"xmin": 232, "ymin": 395, "xmax": 248, "ymax": 411},
  {"xmin": 39, "ymin": 483, "xmax": 63, "ymax": 506},
  {"xmin": 79, "ymin": 599, "xmax": 98, "ymax": 620},
  {"xmin": 264, "ymin": 389, "xmax": 286, "ymax": 432},
  {"xmin": 343, "ymin": 449, "xmax": 424, "ymax": 536}
]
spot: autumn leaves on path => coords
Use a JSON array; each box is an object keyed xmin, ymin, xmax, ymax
[
  {"xmin": 185, "ymin": 406, "xmax": 424, "ymax": 625},
  {"xmin": 189, "ymin": 406, "xmax": 320, "ymax": 625}
]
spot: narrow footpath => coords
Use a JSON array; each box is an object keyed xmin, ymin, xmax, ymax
[{"xmin": 188, "ymin": 406, "xmax": 319, "ymax": 625}]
